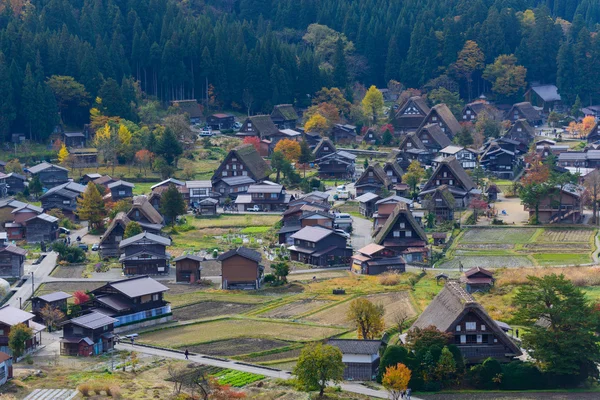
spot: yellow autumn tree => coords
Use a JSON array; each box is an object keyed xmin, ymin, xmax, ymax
[
  {"xmin": 58, "ymin": 144, "xmax": 69, "ymax": 164},
  {"xmin": 118, "ymin": 124, "xmax": 132, "ymax": 145},
  {"xmin": 346, "ymin": 298, "xmax": 385, "ymax": 339},
  {"xmin": 582, "ymin": 116, "xmax": 596, "ymax": 136},
  {"xmin": 274, "ymin": 139, "xmax": 301, "ymax": 162},
  {"xmin": 362, "ymin": 85, "xmax": 384, "ymax": 125},
  {"xmin": 383, "ymin": 363, "xmax": 412, "ymax": 400},
  {"xmin": 304, "ymin": 113, "xmax": 329, "ymax": 135}
]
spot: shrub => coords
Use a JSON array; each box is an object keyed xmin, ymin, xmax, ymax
[
  {"xmin": 377, "ymin": 345, "xmax": 410, "ymax": 382},
  {"xmin": 378, "ymin": 272, "xmax": 401, "ymax": 286},
  {"xmin": 263, "ymin": 274, "xmax": 276, "ymax": 283},
  {"xmin": 52, "ymin": 242, "xmax": 86, "ymax": 263},
  {"xmin": 107, "ymin": 385, "xmax": 122, "ymax": 398},
  {"xmin": 78, "ymin": 383, "xmax": 91, "ymax": 396},
  {"xmin": 500, "ymin": 361, "xmax": 545, "ymax": 390}
]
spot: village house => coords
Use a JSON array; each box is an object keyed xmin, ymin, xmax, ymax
[
  {"xmin": 271, "ymin": 104, "xmax": 299, "ymax": 129},
  {"xmin": 127, "ymin": 196, "xmax": 165, "ymax": 227},
  {"xmin": 316, "ymin": 151, "xmax": 356, "ymax": 179},
  {"xmin": 351, "ymin": 243, "xmax": 405, "ymax": 275},
  {"xmin": 0, "ymin": 200, "xmax": 27, "ymax": 234},
  {"xmin": 185, "ymin": 180, "xmax": 214, "ymax": 206},
  {"xmin": 0, "ymin": 305, "xmax": 44, "ymax": 357},
  {"xmin": 411, "ymin": 281, "xmax": 521, "ymax": 364},
  {"xmin": 278, "ymin": 203, "xmax": 332, "ymax": 244},
  {"xmin": 434, "ymin": 146, "xmax": 477, "ymax": 170},
  {"xmin": 206, "ymin": 113, "xmax": 235, "ymax": 130},
  {"xmin": 27, "ymin": 162, "xmax": 68, "ymax": 189},
  {"xmin": 290, "ymin": 191, "xmax": 330, "ymax": 207},
  {"xmin": 218, "ymin": 247, "xmax": 264, "ymax": 290},
  {"xmin": 0, "ymin": 175, "xmax": 6, "ymax": 198},
  {"xmin": 235, "ymin": 181, "xmax": 292, "ymax": 211},
  {"xmin": 373, "ymin": 202, "xmax": 428, "ymax": 262},
  {"xmin": 107, "ymin": 180, "xmax": 135, "ymax": 201},
  {"xmin": 536, "ymin": 144, "xmax": 569, "ymax": 159},
  {"xmin": 331, "ymin": 124, "xmax": 357, "ymax": 143},
  {"xmin": 461, "ymin": 101, "xmax": 501, "ymax": 122},
  {"xmin": 432, "ymin": 232, "xmax": 447, "ymax": 245},
  {"xmin": 31, "ymin": 291, "xmax": 71, "ymax": 323},
  {"xmin": 288, "ymin": 226, "xmax": 352, "ymax": 267},
  {"xmin": 397, "ymin": 134, "xmax": 430, "ymax": 166},
  {"xmin": 463, "ymin": 267, "xmax": 495, "ymax": 293},
  {"xmin": 422, "ymin": 185, "xmax": 455, "ymax": 222},
  {"xmin": 304, "ymin": 131, "xmax": 322, "ymax": 148},
  {"xmin": 174, "ymin": 254, "xmax": 203, "ymax": 283},
  {"xmin": 419, "ymin": 156, "xmax": 480, "ymax": 207},
  {"xmin": 82, "ymin": 276, "xmax": 171, "ymax": 330},
  {"xmin": 0, "ymin": 238, "xmax": 26, "ymax": 278},
  {"xmin": 587, "ymin": 120, "xmax": 600, "ymax": 143},
  {"xmin": 93, "ymin": 175, "xmax": 115, "ymax": 188},
  {"xmin": 328, "ymin": 339, "xmax": 382, "ymax": 381},
  {"xmin": 486, "ymin": 184, "xmax": 500, "ymax": 201},
  {"xmin": 418, "ymin": 103, "xmax": 462, "ymax": 138},
  {"xmin": 100, "ymin": 212, "xmax": 160, "ymax": 259},
  {"xmin": 10, "ymin": 203, "xmax": 42, "ymax": 225},
  {"xmin": 354, "ymin": 164, "xmax": 392, "ymax": 196},
  {"xmin": 505, "ymin": 119, "xmax": 535, "ymax": 150},
  {"xmin": 40, "ymin": 181, "xmax": 86, "ymax": 220},
  {"xmin": 506, "ymin": 102, "xmax": 542, "ymax": 126},
  {"xmin": 313, "ymin": 138, "xmax": 337, "ymax": 160},
  {"xmin": 356, "ymin": 192, "xmax": 380, "ymax": 218},
  {"xmin": 416, "ymin": 123, "xmax": 452, "ymax": 154},
  {"xmin": 60, "ymin": 312, "xmax": 117, "ymax": 356},
  {"xmin": 24, "ymin": 213, "xmax": 59, "ymax": 243},
  {"xmin": 524, "ymin": 84, "xmax": 561, "ymax": 113},
  {"xmin": 0, "ymin": 351, "xmax": 12, "ymax": 385},
  {"xmin": 170, "ymin": 100, "xmax": 202, "ymax": 124},
  {"xmin": 212, "ymin": 144, "xmax": 271, "ymax": 203},
  {"xmin": 119, "ymin": 231, "xmax": 171, "ymax": 275},
  {"xmin": 237, "ymin": 115, "xmax": 280, "ymax": 140},
  {"xmin": 63, "ymin": 131, "xmax": 86, "ymax": 148},
  {"xmin": 372, "ymin": 195, "xmax": 414, "ymax": 232},
  {"xmin": 4, "ymin": 173, "xmax": 26, "ymax": 195},
  {"xmin": 80, "ymin": 173, "xmax": 102, "ymax": 185},
  {"xmin": 391, "ymin": 96, "xmax": 430, "ymax": 133},
  {"xmin": 383, "ymin": 160, "xmax": 404, "ymax": 185},
  {"xmin": 479, "ymin": 141, "xmax": 518, "ymax": 179},
  {"xmin": 151, "ymin": 178, "xmax": 185, "ymax": 192},
  {"xmin": 362, "ymin": 128, "xmax": 380, "ymax": 144},
  {"xmin": 69, "ymin": 148, "xmax": 99, "ymax": 167},
  {"xmin": 525, "ymin": 184, "xmax": 584, "ymax": 224}
]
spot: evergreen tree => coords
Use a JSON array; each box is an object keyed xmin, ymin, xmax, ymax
[
  {"xmin": 124, "ymin": 221, "xmax": 143, "ymax": 238},
  {"xmin": 29, "ymin": 175, "xmax": 43, "ymax": 198},
  {"xmin": 21, "ymin": 64, "xmax": 38, "ymax": 140},
  {"xmin": 157, "ymin": 127, "xmax": 183, "ymax": 166},
  {"xmin": 0, "ymin": 53, "xmax": 15, "ymax": 139},
  {"xmin": 332, "ymin": 38, "xmax": 348, "ymax": 88},
  {"xmin": 159, "ymin": 184, "xmax": 186, "ymax": 225}
]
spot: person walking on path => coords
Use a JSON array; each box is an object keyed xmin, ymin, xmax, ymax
[
  {"xmin": 184, "ymin": 349, "xmax": 189, "ymax": 359},
  {"xmin": 406, "ymin": 388, "xmax": 411, "ymax": 400}
]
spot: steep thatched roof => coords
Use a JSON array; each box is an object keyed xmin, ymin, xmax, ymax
[
  {"xmin": 128, "ymin": 196, "xmax": 164, "ymax": 225},
  {"xmin": 271, "ymin": 104, "xmax": 299, "ymax": 121},
  {"xmin": 509, "ymin": 102, "xmax": 541, "ymax": 122},
  {"xmin": 423, "ymin": 156, "xmax": 476, "ymax": 192},
  {"xmin": 99, "ymin": 212, "xmax": 130, "ymax": 246},
  {"xmin": 398, "ymin": 132, "xmax": 425, "ymax": 151},
  {"xmin": 248, "ymin": 115, "xmax": 280, "ymax": 137},
  {"xmin": 420, "ymin": 104, "xmax": 462, "ymax": 136},
  {"xmin": 213, "ymin": 144, "xmax": 271, "ymax": 182},
  {"xmin": 384, "ymin": 160, "xmax": 404, "ymax": 178},
  {"xmin": 373, "ymin": 202, "xmax": 427, "ymax": 245},
  {"xmin": 313, "ymin": 138, "xmax": 336, "ymax": 159},
  {"xmin": 356, "ymin": 163, "xmax": 391, "ymax": 188},
  {"xmin": 506, "ymin": 119, "xmax": 535, "ymax": 138},
  {"xmin": 418, "ymin": 123, "xmax": 452, "ymax": 148}
]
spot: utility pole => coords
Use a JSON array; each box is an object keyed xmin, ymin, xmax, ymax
[{"xmin": 31, "ymin": 271, "xmax": 34, "ymax": 296}]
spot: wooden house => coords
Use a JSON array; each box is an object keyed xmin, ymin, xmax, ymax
[
  {"xmin": 27, "ymin": 162, "xmax": 68, "ymax": 189},
  {"xmin": 206, "ymin": 113, "xmax": 235, "ymax": 130},
  {"xmin": 107, "ymin": 180, "xmax": 135, "ymax": 201},
  {"xmin": 84, "ymin": 276, "xmax": 170, "ymax": 329},
  {"xmin": 278, "ymin": 204, "xmax": 332, "ymax": 244},
  {"xmin": 524, "ymin": 184, "xmax": 583, "ymax": 224},
  {"xmin": 40, "ymin": 181, "xmax": 86, "ymax": 220},
  {"xmin": 99, "ymin": 212, "xmax": 161, "ymax": 259},
  {"xmin": 328, "ymin": 339, "xmax": 382, "ymax": 381},
  {"xmin": 93, "ymin": 175, "xmax": 115, "ymax": 188},
  {"xmin": 434, "ymin": 146, "xmax": 477, "ymax": 170},
  {"xmin": 356, "ymin": 192, "xmax": 380, "ymax": 218},
  {"xmin": 0, "ymin": 243, "xmax": 26, "ymax": 278},
  {"xmin": 536, "ymin": 144, "xmax": 569, "ymax": 159},
  {"xmin": 63, "ymin": 132, "xmax": 86, "ymax": 148},
  {"xmin": 213, "ymin": 176, "xmax": 255, "ymax": 203},
  {"xmin": 505, "ymin": 119, "xmax": 535, "ymax": 150},
  {"xmin": 31, "ymin": 291, "xmax": 71, "ymax": 323},
  {"xmin": 383, "ymin": 160, "xmax": 404, "ymax": 185},
  {"xmin": 304, "ymin": 131, "xmax": 322, "ymax": 148},
  {"xmin": 289, "ymin": 226, "xmax": 352, "ymax": 267},
  {"xmin": 463, "ymin": 267, "xmax": 494, "ymax": 293},
  {"xmin": 524, "ymin": 85, "xmax": 561, "ymax": 112},
  {"xmin": 0, "ymin": 352, "xmax": 12, "ymax": 385},
  {"xmin": 24, "ymin": 213, "xmax": 59, "ymax": 243},
  {"xmin": 11, "ymin": 204, "xmax": 42, "ymax": 225},
  {"xmin": 354, "ymin": 164, "xmax": 391, "ymax": 196},
  {"xmin": 419, "ymin": 156, "xmax": 479, "ymax": 207},
  {"xmin": 479, "ymin": 142, "xmax": 518, "ymax": 179},
  {"xmin": 416, "ymin": 123, "xmax": 452, "ymax": 154},
  {"xmin": 170, "ymin": 100, "xmax": 202, "ymax": 123},
  {"xmin": 432, "ymin": 232, "xmax": 447, "ymax": 245},
  {"xmin": 398, "ymin": 131, "xmax": 426, "ymax": 154},
  {"xmin": 316, "ymin": 151, "xmax": 356, "ymax": 179},
  {"xmin": 418, "ymin": 104, "xmax": 462, "ymax": 138},
  {"xmin": 60, "ymin": 312, "xmax": 117, "ymax": 356},
  {"xmin": 462, "ymin": 101, "xmax": 501, "ymax": 122},
  {"xmin": 196, "ymin": 197, "xmax": 218, "ymax": 216},
  {"xmin": 351, "ymin": 243, "xmax": 405, "ymax": 275},
  {"xmin": 119, "ymin": 232, "xmax": 171, "ymax": 275},
  {"xmin": 69, "ymin": 148, "xmax": 99, "ymax": 166},
  {"xmin": 391, "ymin": 96, "xmax": 430, "ymax": 132},
  {"xmin": 186, "ymin": 180, "xmax": 214, "ymax": 205},
  {"xmin": 587, "ymin": 120, "xmax": 600, "ymax": 143},
  {"xmin": 4, "ymin": 173, "xmax": 26, "ymax": 195},
  {"xmin": 237, "ymin": 115, "xmax": 280, "ymax": 139},
  {"xmin": 373, "ymin": 202, "xmax": 428, "ymax": 262},
  {"xmin": 235, "ymin": 181, "xmax": 292, "ymax": 211},
  {"xmin": 313, "ymin": 139, "xmax": 336, "ymax": 160},
  {"xmin": 506, "ymin": 102, "xmax": 542, "ymax": 126},
  {"xmin": 372, "ymin": 195, "xmax": 413, "ymax": 232},
  {"xmin": 151, "ymin": 178, "xmax": 185, "ymax": 192},
  {"xmin": 362, "ymin": 128, "xmax": 380, "ymax": 144},
  {"xmin": 271, "ymin": 104, "xmax": 299, "ymax": 129},
  {"xmin": 127, "ymin": 196, "xmax": 164, "ymax": 227},
  {"xmin": 486, "ymin": 184, "xmax": 500, "ymax": 201},
  {"xmin": 422, "ymin": 185, "xmax": 455, "ymax": 222},
  {"xmin": 0, "ymin": 200, "xmax": 27, "ymax": 228},
  {"xmin": 411, "ymin": 281, "xmax": 521, "ymax": 364},
  {"xmin": 218, "ymin": 247, "xmax": 264, "ymax": 290},
  {"xmin": 0, "ymin": 305, "xmax": 43, "ymax": 357},
  {"xmin": 80, "ymin": 173, "xmax": 102, "ymax": 185},
  {"xmin": 174, "ymin": 254, "xmax": 203, "ymax": 283},
  {"xmin": 331, "ymin": 124, "xmax": 357, "ymax": 144}
]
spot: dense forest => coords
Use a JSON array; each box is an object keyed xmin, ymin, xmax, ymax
[{"xmin": 1, "ymin": 0, "xmax": 600, "ymax": 141}]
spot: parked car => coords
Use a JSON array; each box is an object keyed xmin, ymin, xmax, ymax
[
  {"xmin": 77, "ymin": 243, "xmax": 89, "ymax": 251},
  {"xmin": 250, "ymin": 205, "xmax": 261, "ymax": 212},
  {"xmin": 59, "ymin": 227, "xmax": 70, "ymax": 235},
  {"xmin": 199, "ymin": 127, "xmax": 213, "ymax": 136},
  {"xmin": 233, "ymin": 121, "xmax": 242, "ymax": 129},
  {"xmin": 334, "ymin": 229, "xmax": 351, "ymax": 239},
  {"xmin": 334, "ymin": 213, "xmax": 352, "ymax": 229},
  {"xmin": 91, "ymin": 243, "xmax": 99, "ymax": 251}
]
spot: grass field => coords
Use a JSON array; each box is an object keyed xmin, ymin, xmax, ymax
[
  {"xmin": 138, "ymin": 318, "xmax": 348, "ymax": 347},
  {"xmin": 460, "ymin": 228, "xmax": 537, "ymax": 244},
  {"xmin": 193, "ymin": 215, "xmax": 281, "ymax": 229}
]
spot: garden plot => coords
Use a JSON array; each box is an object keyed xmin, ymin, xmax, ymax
[
  {"xmin": 261, "ymin": 299, "xmax": 332, "ymax": 319},
  {"xmin": 304, "ymin": 292, "xmax": 416, "ymax": 328},
  {"xmin": 139, "ymin": 318, "xmax": 346, "ymax": 347},
  {"xmin": 244, "ymin": 347, "xmax": 303, "ymax": 363},
  {"xmin": 460, "ymin": 228, "xmax": 537, "ymax": 244},
  {"xmin": 535, "ymin": 229, "xmax": 595, "ymax": 243},
  {"xmin": 50, "ymin": 265, "xmax": 86, "ymax": 278},
  {"xmin": 173, "ymin": 301, "xmax": 256, "ymax": 321},
  {"xmin": 187, "ymin": 338, "xmax": 289, "ymax": 357},
  {"xmin": 439, "ymin": 255, "xmax": 533, "ymax": 269}
]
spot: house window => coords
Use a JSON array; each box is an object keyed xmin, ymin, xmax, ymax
[
  {"xmin": 477, "ymin": 334, "xmax": 483, "ymax": 344},
  {"xmin": 463, "ymin": 115, "xmax": 467, "ymax": 120},
  {"xmin": 0, "ymin": 329, "xmax": 4, "ymax": 335},
  {"xmin": 517, "ymin": 128, "xmax": 522, "ymax": 132},
  {"xmin": 369, "ymin": 172, "xmax": 373, "ymax": 176},
  {"xmin": 232, "ymin": 164, "xmax": 237, "ymax": 170},
  {"xmin": 226, "ymin": 165, "xmax": 229, "ymax": 169},
  {"xmin": 436, "ymin": 180, "xmax": 440, "ymax": 185},
  {"xmin": 115, "ymin": 236, "xmax": 122, "ymax": 242},
  {"xmin": 393, "ymin": 231, "xmax": 400, "ymax": 237},
  {"xmin": 432, "ymin": 116, "xmax": 437, "ymax": 121},
  {"xmin": 222, "ymin": 171, "xmax": 227, "ymax": 176},
  {"xmin": 443, "ymin": 172, "xmax": 447, "ymax": 177},
  {"xmin": 449, "ymin": 180, "xmax": 453, "ymax": 185},
  {"xmin": 324, "ymin": 147, "xmax": 329, "ymax": 151},
  {"xmin": 455, "ymin": 325, "xmax": 461, "ymax": 332},
  {"xmin": 406, "ymin": 231, "xmax": 412, "ymax": 237},
  {"xmin": 460, "ymin": 334, "xmax": 466, "ymax": 344},
  {"xmin": 135, "ymin": 210, "xmax": 140, "ymax": 217},
  {"xmin": 63, "ymin": 200, "xmax": 70, "ymax": 205},
  {"xmin": 118, "ymin": 191, "xmax": 125, "ymax": 196},
  {"xmin": 466, "ymin": 322, "xmax": 476, "ymax": 331},
  {"xmin": 481, "ymin": 324, "xmax": 486, "ymax": 331},
  {"xmin": 152, "ymin": 294, "xmax": 160, "ymax": 301},
  {"xmin": 466, "ymin": 110, "xmax": 471, "ymax": 115},
  {"xmin": 399, "ymin": 223, "xmax": 405, "ymax": 228},
  {"xmin": 407, "ymin": 142, "xmax": 412, "ymax": 148},
  {"xmin": 242, "ymin": 171, "xmax": 248, "ymax": 176},
  {"xmin": 270, "ymin": 193, "xmax": 278, "ymax": 199},
  {"xmin": 73, "ymin": 326, "xmax": 83, "ymax": 335},
  {"xmin": 233, "ymin": 158, "xmax": 237, "ymax": 162}
]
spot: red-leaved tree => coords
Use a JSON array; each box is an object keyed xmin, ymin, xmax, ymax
[
  {"xmin": 73, "ymin": 291, "xmax": 90, "ymax": 305},
  {"xmin": 243, "ymin": 136, "xmax": 261, "ymax": 152},
  {"xmin": 470, "ymin": 198, "xmax": 488, "ymax": 222}
]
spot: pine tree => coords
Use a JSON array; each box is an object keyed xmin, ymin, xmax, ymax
[
  {"xmin": 385, "ymin": 36, "xmax": 402, "ymax": 83},
  {"xmin": 76, "ymin": 182, "xmax": 106, "ymax": 231},
  {"xmin": 159, "ymin": 184, "xmax": 186, "ymax": 225},
  {"xmin": 21, "ymin": 64, "xmax": 38, "ymax": 140},
  {"xmin": 124, "ymin": 221, "xmax": 142, "ymax": 238},
  {"xmin": 333, "ymin": 38, "xmax": 347, "ymax": 88},
  {"xmin": 29, "ymin": 175, "xmax": 43, "ymax": 198},
  {"xmin": 157, "ymin": 127, "xmax": 183, "ymax": 166},
  {"xmin": 0, "ymin": 52, "xmax": 15, "ymax": 139}
]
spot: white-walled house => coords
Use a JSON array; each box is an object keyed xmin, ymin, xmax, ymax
[{"xmin": 328, "ymin": 339, "xmax": 382, "ymax": 381}]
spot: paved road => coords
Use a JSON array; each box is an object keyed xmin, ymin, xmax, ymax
[
  {"xmin": 351, "ymin": 213, "xmax": 373, "ymax": 250},
  {"xmin": 9, "ymin": 252, "xmax": 58, "ymax": 308},
  {"xmin": 115, "ymin": 342, "xmax": 421, "ymax": 399}
]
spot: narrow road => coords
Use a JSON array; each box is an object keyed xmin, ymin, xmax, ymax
[
  {"xmin": 115, "ymin": 342, "xmax": 419, "ymax": 399},
  {"xmin": 351, "ymin": 213, "xmax": 373, "ymax": 250},
  {"xmin": 9, "ymin": 252, "xmax": 58, "ymax": 308}
]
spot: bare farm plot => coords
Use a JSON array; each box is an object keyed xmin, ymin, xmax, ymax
[
  {"xmin": 139, "ymin": 318, "xmax": 347, "ymax": 347},
  {"xmin": 460, "ymin": 228, "xmax": 537, "ymax": 244},
  {"xmin": 438, "ymin": 255, "xmax": 533, "ymax": 269},
  {"xmin": 261, "ymin": 299, "xmax": 332, "ymax": 319},
  {"xmin": 173, "ymin": 301, "xmax": 256, "ymax": 321},
  {"xmin": 304, "ymin": 292, "xmax": 416, "ymax": 328},
  {"xmin": 245, "ymin": 347, "xmax": 303, "ymax": 363},
  {"xmin": 187, "ymin": 338, "xmax": 289, "ymax": 357},
  {"xmin": 535, "ymin": 229, "xmax": 595, "ymax": 243}
]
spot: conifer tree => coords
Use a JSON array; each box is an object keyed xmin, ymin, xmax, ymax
[{"xmin": 159, "ymin": 184, "xmax": 186, "ymax": 225}]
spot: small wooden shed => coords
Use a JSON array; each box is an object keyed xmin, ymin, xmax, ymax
[{"xmin": 174, "ymin": 254, "xmax": 204, "ymax": 283}]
